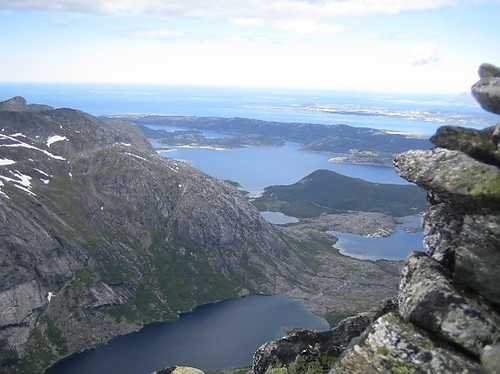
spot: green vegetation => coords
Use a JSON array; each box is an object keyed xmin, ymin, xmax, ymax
[
  {"xmin": 0, "ymin": 339, "xmax": 17, "ymax": 369},
  {"xmin": 43, "ymin": 318, "xmax": 68, "ymax": 356},
  {"xmin": 16, "ymin": 317, "xmax": 67, "ymax": 374},
  {"xmin": 390, "ymin": 363, "xmax": 416, "ymax": 374},
  {"xmin": 252, "ymin": 169, "xmax": 427, "ymax": 218},
  {"xmin": 208, "ymin": 368, "xmax": 252, "ymax": 374},
  {"xmin": 74, "ymin": 267, "xmax": 94, "ymax": 286},
  {"xmin": 268, "ymin": 369, "xmax": 288, "ymax": 374},
  {"xmin": 377, "ymin": 346, "xmax": 390, "ymax": 356},
  {"xmin": 287, "ymin": 353, "xmax": 337, "ymax": 374},
  {"xmin": 324, "ymin": 311, "xmax": 356, "ymax": 328}
]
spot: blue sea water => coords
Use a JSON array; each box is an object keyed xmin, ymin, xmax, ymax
[{"xmin": 0, "ymin": 83, "xmax": 494, "ymax": 135}]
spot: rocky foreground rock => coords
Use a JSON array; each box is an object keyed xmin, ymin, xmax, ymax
[{"xmin": 252, "ymin": 65, "xmax": 500, "ymax": 373}]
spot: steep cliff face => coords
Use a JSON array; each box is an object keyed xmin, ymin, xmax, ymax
[
  {"xmin": 0, "ymin": 97, "xmax": 303, "ymax": 372},
  {"xmin": 253, "ymin": 64, "xmax": 500, "ymax": 374}
]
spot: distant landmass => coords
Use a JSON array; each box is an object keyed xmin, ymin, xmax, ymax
[
  {"xmin": 252, "ymin": 169, "xmax": 428, "ymax": 218},
  {"xmin": 125, "ymin": 115, "xmax": 432, "ymax": 166}
]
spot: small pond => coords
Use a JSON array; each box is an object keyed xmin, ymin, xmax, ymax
[{"xmin": 328, "ymin": 215, "xmax": 424, "ymax": 261}]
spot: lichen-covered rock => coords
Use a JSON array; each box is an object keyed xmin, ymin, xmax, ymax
[
  {"xmin": 152, "ymin": 366, "xmax": 205, "ymax": 374},
  {"xmin": 399, "ymin": 252, "xmax": 500, "ymax": 357},
  {"xmin": 253, "ymin": 299, "xmax": 396, "ymax": 374},
  {"xmin": 253, "ymin": 314, "xmax": 373, "ymax": 374},
  {"xmin": 421, "ymin": 205, "xmax": 500, "ymax": 305},
  {"xmin": 331, "ymin": 312, "xmax": 481, "ymax": 373},
  {"xmin": 471, "ymin": 63, "xmax": 500, "ymax": 115},
  {"xmin": 394, "ymin": 147, "xmax": 500, "ymax": 207},
  {"xmin": 481, "ymin": 343, "xmax": 500, "ymax": 374},
  {"xmin": 430, "ymin": 124, "xmax": 500, "ymax": 167}
]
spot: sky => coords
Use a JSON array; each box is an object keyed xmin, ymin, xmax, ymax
[{"xmin": 0, "ymin": 0, "xmax": 499, "ymax": 93}]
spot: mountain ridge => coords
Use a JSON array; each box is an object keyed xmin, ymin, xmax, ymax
[{"xmin": 0, "ymin": 97, "xmax": 299, "ymax": 372}]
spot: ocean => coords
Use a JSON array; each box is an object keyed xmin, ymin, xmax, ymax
[{"xmin": 0, "ymin": 83, "xmax": 495, "ymax": 136}]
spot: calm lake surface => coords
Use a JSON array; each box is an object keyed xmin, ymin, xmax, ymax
[
  {"xmin": 161, "ymin": 142, "xmax": 409, "ymax": 195},
  {"xmin": 329, "ymin": 215, "xmax": 424, "ymax": 261},
  {"xmin": 260, "ymin": 211, "xmax": 300, "ymax": 224},
  {"xmin": 46, "ymin": 295, "xmax": 328, "ymax": 374}
]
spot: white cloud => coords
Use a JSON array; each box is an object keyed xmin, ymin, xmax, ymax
[
  {"xmin": 0, "ymin": 0, "xmax": 460, "ymax": 18},
  {"xmin": 229, "ymin": 17, "xmax": 266, "ymax": 27},
  {"xmin": 271, "ymin": 19, "xmax": 344, "ymax": 35},
  {"xmin": 132, "ymin": 28, "xmax": 185, "ymax": 40},
  {"xmin": 410, "ymin": 42, "xmax": 439, "ymax": 65}
]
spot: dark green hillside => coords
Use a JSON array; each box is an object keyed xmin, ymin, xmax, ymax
[{"xmin": 252, "ymin": 169, "xmax": 427, "ymax": 218}]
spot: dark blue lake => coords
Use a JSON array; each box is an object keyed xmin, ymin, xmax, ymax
[{"xmin": 46, "ymin": 295, "xmax": 328, "ymax": 374}]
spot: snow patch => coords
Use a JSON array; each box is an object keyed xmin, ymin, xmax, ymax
[
  {"xmin": 0, "ymin": 158, "xmax": 16, "ymax": 166},
  {"xmin": 167, "ymin": 164, "xmax": 179, "ymax": 173},
  {"xmin": 46, "ymin": 135, "xmax": 68, "ymax": 147},
  {"xmin": 11, "ymin": 170, "xmax": 32, "ymax": 188},
  {"xmin": 0, "ymin": 170, "xmax": 36, "ymax": 196},
  {"xmin": 34, "ymin": 168, "xmax": 50, "ymax": 177},
  {"xmin": 124, "ymin": 152, "xmax": 147, "ymax": 161},
  {"xmin": 47, "ymin": 292, "xmax": 56, "ymax": 302},
  {"xmin": 0, "ymin": 134, "xmax": 66, "ymax": 160},
  {"xmin": 0, "ymin": 180, "xmax": 7, "ymax": 199}
]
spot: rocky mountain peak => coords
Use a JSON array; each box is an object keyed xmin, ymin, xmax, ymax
[
  {"xmin": 0, "ymin": 96, "xmax": 27, "ymax": 111},
  {"xmin": 0, "ymin": 95, "xmax": 53, "ymax": 113}
]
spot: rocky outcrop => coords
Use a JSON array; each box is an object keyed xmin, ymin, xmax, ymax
[
  {"xmin": 253, "ymin": 299, "xmax": 396, "ymax": 373},
  {"xmin": 253, "ymin": 64, "xmax": 500, "ymax": 373},
  {"xmin": 153, "ymin": 366, "xmax": 205, "ymax": 374},
  {"xmin": 471, "ymin": 63, "xmax": 500, "ymax": 115},
  {"xmin": 331, "ymin": 65, "xmax": 500, "ymax": 373}
]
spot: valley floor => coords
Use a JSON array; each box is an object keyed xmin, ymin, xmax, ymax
[{"xmin": 274, "ymin": 213, "xmax": 403, "ymax": 318}]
